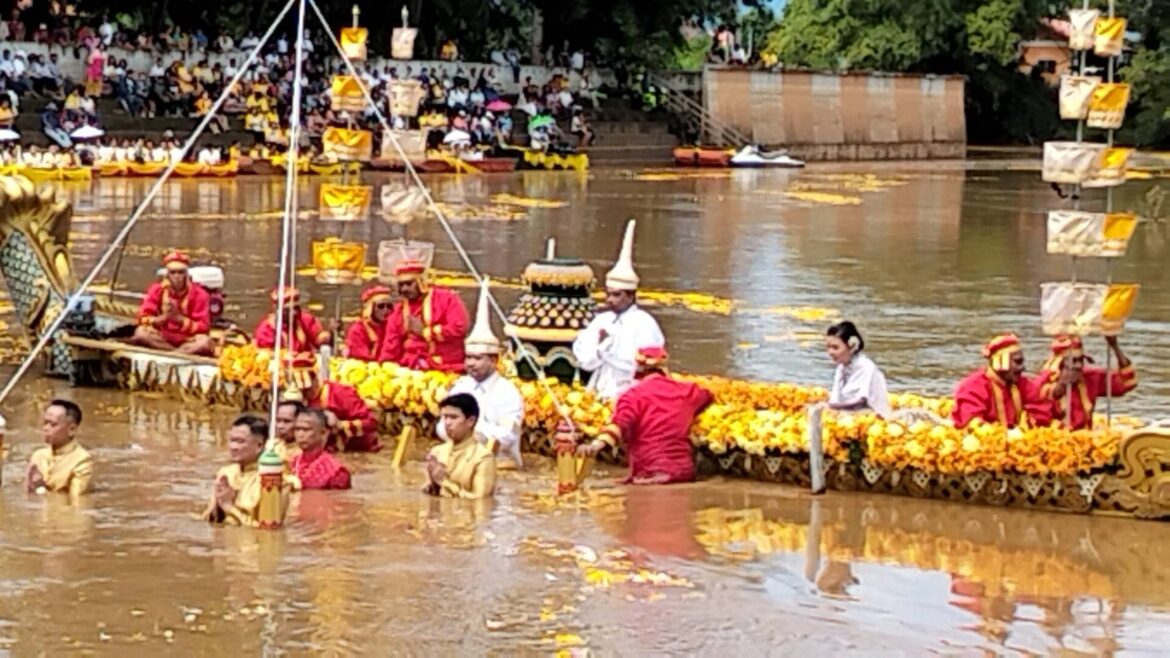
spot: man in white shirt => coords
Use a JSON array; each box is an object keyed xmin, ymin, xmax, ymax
[
  {"xmin": 197, "ymin": 146, "xmax": 220, "ymax": 164},
  {"xmin": 573, "ymin": 219, "xmax": 665, "ymax": 400},
  {"xmin": 0, "ymin": 51, "xmax": 15, "ymax": 80},
  {"xmin": 276, "ymin": 35, "xmax": 289, "ymax": 55},
  {"xmin": 438, "ymin": 278, "xmax": 525, "ymax": 468},
  {"xmin": 11, "ymin": 52, "xmax": 27, "ymax": 80}
]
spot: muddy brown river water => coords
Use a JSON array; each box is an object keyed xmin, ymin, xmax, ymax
[{"xmin": 2, "ymin": 163, "xmax": 1170, "ymax": 654}]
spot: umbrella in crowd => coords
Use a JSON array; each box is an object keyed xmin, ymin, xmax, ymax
[
  {"xmin": 442, "ymin": 129, "xmax": 472, "ymax": 145},
  {"xmin": 528, "ymin": 115, "xmax": 555, "ymax": 130},
  {"xmin": 70, "ymin": 125, "xmax": 105, "ymax": 140},
  {"xmin": 485, "ymin": 99, "xmax": 512, "ymax": 112},
  {"xmin": 0, "ymin": 128, "xmax": 19, "ymax": 142}
]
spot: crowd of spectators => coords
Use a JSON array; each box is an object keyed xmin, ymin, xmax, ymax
[{"xmin": 0, "ymin": 0, "xmax": 610, "ymax": 157}]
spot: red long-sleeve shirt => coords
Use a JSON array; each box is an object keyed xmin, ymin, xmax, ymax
[
  {"xmin": 343, "ymin": 319, "xmax": 384, "ymax": 361},
  {"xmin": 307, "ymin": 382, "xmax": 381, "ymax": 452},
  {"xmin": 377, "ymin": 287, "xmax": 468, "ymax": 372},
  {"xmin": 253, "ymin": 310, "xmax": 330, "ymax": 355},
  {"xmin": 1034, "ymin": 364, "xmax": 1137, "ymax": 430},
  {"xmin": 137, "ymin": 281, "xmax": 211, "ymax": 346},
  {"xmin": 599, "ymin": 373, "xmax": 714, "ymax": 484},
  {"xmin": 952, "ymin": 369, "xmax": 1054, "ymax": 429},
  {"xmin": 291, "ymin": 447, "xmax": 352, "ymax": 489}
]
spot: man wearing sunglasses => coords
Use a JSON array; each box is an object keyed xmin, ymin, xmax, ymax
[{"xmin": 343, "ymin": 286, "xmax": 393, "ymax": 361}]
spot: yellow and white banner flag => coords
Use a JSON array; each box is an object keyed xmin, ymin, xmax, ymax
[
  {"xmin": 319, "ymin": 183, "xmax": 373, "ymax": 221},
  {"xmin": 330, "ymin": 75, "xmax": 366, "ymax": 113},
  {"xmin": 1100, "ymin": 284, "xmax": 1139, "ymax": 335},
  {"xmin": 1068, "ymin": 9, "xmax": 1099, "ymax": 50},
  {"xmin": 1040, "ymin": 283, "xmax": 1107, "ymax": 336},
  {"xmin": 1058, "ymin": 75, "xmax": 1100, "ymax": 120},
  {"xmin": 340, "ymin": 27, "xmax": 368, "ymax": 61},
  {"xmin": 388, "ymin": 79, "xmax": 426, "ymax": 117},
  {"xmin": 391, "ymin": 27, "xmax": 418, "ymax": 60},
  {"xmin": 311, "ymin": 238, "xmax": 368, "ymax": 285},
  {"xmin": 1047, "ymin": 210, "xmax": 1137, "ymax": 258},
  {"xmin": 322, "ymin": 127, "xmax": 374, "ymax": 161},
  {"xmin": 1040, "ymin": 282, "xmax": 1140, "ymax": 336},
  {"xmin": 379, "ymin": 129, "xmax": 426, "ymax": 162},
  {"xmin": 381, "ymin": 184, "xmax": 427, "ymax": 224},
  {"xmin": 1042, "ymin": 141, "xmax": 1105, "ymax": 184},
  {"xmin": 1094, "ymin": 17, "xmax": 1126, "ymax": 57},
  {"xmin": 1086, "ymin": 82, "xmax": 1129, "ymax": 129},
  {"xmin": 1083, "ymin": 147, "xmax": 1132, "ymax": 189}
]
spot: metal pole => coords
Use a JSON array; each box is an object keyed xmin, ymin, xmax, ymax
[
  {"xmin": 266, "ymin": 0, "xmax": 310, "ymax": 440},
  {"xmin": 1103, "ymin": 0, "xmax": 1117, "ymax": 427}
]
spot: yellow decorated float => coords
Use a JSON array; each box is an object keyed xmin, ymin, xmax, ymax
[{"xmin": 0, "ymin": 169, "xmax": 1167, "ymax": 520}]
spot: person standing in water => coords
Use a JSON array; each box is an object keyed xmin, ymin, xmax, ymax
[
  {"xmin": 27, "ymin": 399, "xmax": 93, "ymax": 496},
  {"xmin": 572, "ymin": 219, "xmax": 664, "ymax": 400}
]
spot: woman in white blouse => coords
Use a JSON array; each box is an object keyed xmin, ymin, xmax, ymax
[{"xmin": 824, "ymin": 321, "xmax": 891, "ymax": 418}]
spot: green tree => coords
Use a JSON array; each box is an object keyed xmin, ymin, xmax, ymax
[
  {"xmin": 763, "ymin": 0, "xmax": 1067, "ymax": 143},
  {"xmin": 1120, "ymin": 0, "xmax": 1170, "ymax": 146}
]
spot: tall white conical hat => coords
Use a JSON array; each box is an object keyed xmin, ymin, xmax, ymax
[
  {"xmin": 465, "ymin": 277, "xmax": 501, "ymax": 356},
  {"xmin": 605, "ymin": 219, "xmax": 639, "ymax": 291}
]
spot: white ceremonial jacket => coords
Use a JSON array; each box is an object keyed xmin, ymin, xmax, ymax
[
  {"xmin": 438, "ymin": 372, "xmax": 525, "ymax": 466},
  {"xmin": 572, "ymin": 305, "xmax": 665, "ymax": 400}
]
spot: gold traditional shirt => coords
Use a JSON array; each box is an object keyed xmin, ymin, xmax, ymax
[
  {"xmin": 29, "ymin": 440, "xmax": 93, "ymax": 495},
  {"xmin": 203, "ymin": 462, "xmax": 300, "ymax": 527},
  {"xmin": 428, "ymin": 438, "xmax": 497, "ymax": 499}
]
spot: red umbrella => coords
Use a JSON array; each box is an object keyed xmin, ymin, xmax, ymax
[{"xmin": 486, "ymin": 99, "xmax": 512, "ymax": 112}]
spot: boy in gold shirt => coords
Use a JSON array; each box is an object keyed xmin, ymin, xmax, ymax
[{"xmin": 424, "ymin": 393, "xmax": 496, "ymax": 499}]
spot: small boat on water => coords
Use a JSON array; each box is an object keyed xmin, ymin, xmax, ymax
[
  {"xmin": 673, "ymin": 145, "xmax": 806, "ymax": 169},
  {"xmin": 3, "ymin": 173, "xmax": 1170, "ymax": 522},
  {"xmin": 729, "ymin": 145, "xmax": 805, "ymax": 168},
  {"xmin": 673, "ymin": 146, "xmax": 734, "ymax": 167}
]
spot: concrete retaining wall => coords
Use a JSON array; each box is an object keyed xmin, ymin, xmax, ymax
[{"xmin": 703, "ymin": 67, "xmax": 967, "ymax": 160}]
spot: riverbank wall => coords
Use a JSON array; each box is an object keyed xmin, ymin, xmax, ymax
[{"xmin": 703, "ymin": 68, "xmax": 966, "ymax": 160}]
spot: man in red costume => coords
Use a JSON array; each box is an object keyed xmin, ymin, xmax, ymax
[
  {"xmin": 253, "ymin": 287, "xmax": 332, "ymax": 356},
  {"xmin": 952, "ymin": 334, "xmax": 1053, "ymax": 429},
  {"xmin": 284, "ymin": 356, "xmax": 380, "ymax": 452},
  {"xmin": 578, "ymin": 346, "xmax": 714, "ymax": 485},
  {"xmin": 132, "ymin": 250, "xmax": 214, "ymax": 355},
  {"xmin": 343, "ymin": 286, "xmax": 392, "ymax": 361},
  {"xmin": 1034, "ymin": 335, "xmax": 1137, "ymax": 430},
  {"xmin": 291, "ymin": 407, "xmax": 352, "ymax": 489},
  {"xmin": 377, "ymin": 259, "xmax": 469, "ymax": 372}
]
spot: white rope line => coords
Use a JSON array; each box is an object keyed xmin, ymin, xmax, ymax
[
  {"xmin": 266, "ymin": 0, "xmax": 310, "ymax": 438},
  {"xmin": 308, "ymin": 0, "xmax": 579, "ymax": 430},
  {"xmin": 0, "ymin": 0, "xmax": 297, "ymax": 406}
]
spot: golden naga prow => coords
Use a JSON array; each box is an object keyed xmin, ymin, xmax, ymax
[
  {"xmin": 0, "ymin": 175, "xmax": 141, "ymax": 379},
  {"xmin": 1097, "ymin": 426, "xmax": 1170, "ymax": 519}
]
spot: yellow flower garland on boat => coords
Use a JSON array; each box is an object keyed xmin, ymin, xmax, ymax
[{"xmin": 216, "ymin": 346, "xmax": 1137, "ymax": 477}]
